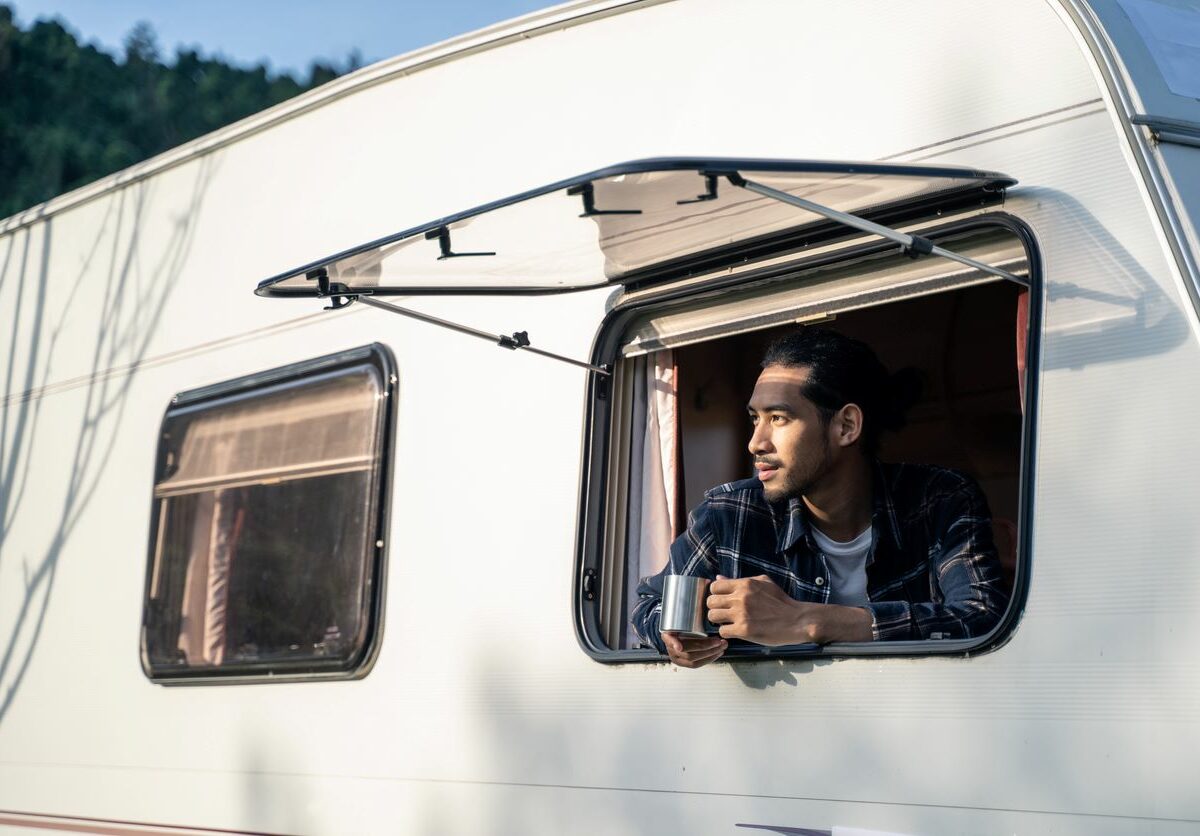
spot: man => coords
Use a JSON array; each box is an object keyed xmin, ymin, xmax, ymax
[{"xmin": 631, "ymin": 328, "xmax": 1009, "ymax": 668}]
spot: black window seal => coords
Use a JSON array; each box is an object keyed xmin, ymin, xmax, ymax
[
  {"xmin": 139, "ymin": 342, "xmax": 398, "ymax": 685},
  {"xmin": 573, "ymin": 212, "xmax": 1041, "ymax": 664}
]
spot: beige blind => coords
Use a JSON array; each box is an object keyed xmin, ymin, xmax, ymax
[
  {"xmin": 621, "ymin": 231, "xmax": 1029, "ymax": 357},
  {"xmin": 155, "ymin": 369, "xmax": 382, "ymax": 498}
]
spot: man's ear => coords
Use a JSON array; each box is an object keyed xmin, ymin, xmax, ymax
[{"xmin": 832, "ymin": 403, "xmax": 864, "ymax": 448}]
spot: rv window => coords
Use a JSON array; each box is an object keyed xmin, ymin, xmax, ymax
[
  {"xmin": 141, "ymin": 345, "xmax": 394, "ymax": 682},
  {"xmin": 580, "ymin": 223, "xmax": 1034, "ymax": 661}
]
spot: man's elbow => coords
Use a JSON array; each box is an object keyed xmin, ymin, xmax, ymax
[{"xmin": 962, "ymin": 593, "xmax": 1007, "ymax": 638}]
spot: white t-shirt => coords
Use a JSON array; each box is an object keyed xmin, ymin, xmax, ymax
[{"xmin": 810, "ymin": 524, "xmax": 873, "ymax": 606}]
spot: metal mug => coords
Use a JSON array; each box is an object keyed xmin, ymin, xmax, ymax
[{"xmin": 661, "ymin": 574, "xmax": 713, "ymax": 638}]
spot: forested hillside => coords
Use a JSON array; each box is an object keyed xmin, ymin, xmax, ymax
[{"xmin": 0, "ymin": 5, "xmax": 349, "ymax": 219}]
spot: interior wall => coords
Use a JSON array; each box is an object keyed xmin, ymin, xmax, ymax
[{"xmin": 673, "ymin": 336, "xmax": 757, "ymax": 512}]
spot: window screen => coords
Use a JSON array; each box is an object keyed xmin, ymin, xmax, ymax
[{"xmin": 141, "ymin": 344, "xmax": 394, "ymax": 681}]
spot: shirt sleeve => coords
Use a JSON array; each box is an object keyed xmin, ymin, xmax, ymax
[
  {"xmin": 630, "ymin": 500, "xmax": 722, "ymax": 653},
  {"xmin": 865, "ymin": 477, "xmax": 1009, "ymax": 641}
]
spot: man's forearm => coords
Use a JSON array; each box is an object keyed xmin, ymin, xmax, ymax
[
  {"xmin": 807, "ymin": 604, "xmax": 874, "ymax": 644},
  {"xmin": 866, "ymin": 594, "xmax": 1006, "ymax": 641}
]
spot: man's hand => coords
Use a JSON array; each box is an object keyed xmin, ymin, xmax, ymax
[
  {"xmin": 661, "ymin": 632, "xmax": 728, "ymax": 668},
  {"xmin": 707, "ymin": 575, "xmax": 873, "ymax": 645}
]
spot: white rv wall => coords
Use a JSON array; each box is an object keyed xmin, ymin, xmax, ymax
[{"xmin": 1, "ymin": 0, "xmax": 1199, "ymax": 834}]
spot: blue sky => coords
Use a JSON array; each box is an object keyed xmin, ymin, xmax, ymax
[{"xmin": 8, "ymin": 0, "xmax": 558, "ymax": 76}]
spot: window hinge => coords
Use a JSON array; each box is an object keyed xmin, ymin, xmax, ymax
[
  {"xmin": 582, "ymin": 568, "xmax": 597, "ymax": 601},
  {"xmin": 595, "ymin": 369, "xmax": 610, "ymax": 400}
]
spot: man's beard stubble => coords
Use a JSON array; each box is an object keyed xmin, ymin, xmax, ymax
[{"xmin": 759, "ymin": 434, "xmax": 834, "ymax": 504}]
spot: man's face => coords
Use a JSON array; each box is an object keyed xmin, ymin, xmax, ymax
[{"xmin": 747, "ymin": 364, "xmax": 833, "ymax": 502}]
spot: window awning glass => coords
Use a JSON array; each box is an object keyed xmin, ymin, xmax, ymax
[{"xmin": 254, "ymin": 158, "xmax": 1015, "ymax": 297}]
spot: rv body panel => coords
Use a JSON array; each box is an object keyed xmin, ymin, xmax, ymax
[{"xmin": 1, "ymin": 1, "xmax": 1199, "ymax": 834}]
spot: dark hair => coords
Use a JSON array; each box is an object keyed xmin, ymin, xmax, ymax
[{"xmin": 760, "ymin": 328, "xmax": 922, "ymax": 456}]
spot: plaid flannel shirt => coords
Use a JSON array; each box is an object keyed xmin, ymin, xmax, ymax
[{"xmin": 631, "ymin": 462, "xmax": 1009, "ymax": 652}]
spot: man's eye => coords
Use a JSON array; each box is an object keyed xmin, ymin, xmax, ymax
[{"xmin": 770, "ymin": 415, "xmax": 789, "ymax": 425}]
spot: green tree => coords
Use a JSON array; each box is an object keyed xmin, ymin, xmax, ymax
[{"xmin": 0, "ymin": 6, "xmax": 349, "ymax": 218}]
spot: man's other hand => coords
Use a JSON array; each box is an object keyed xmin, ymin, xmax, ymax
[
  {"xmin": 707, "ymin": 574, "xmax": 873, "ymax": 645},
  {"xmin": 661, "ymin": 632, "xmax": 727, "ymax": 668}
]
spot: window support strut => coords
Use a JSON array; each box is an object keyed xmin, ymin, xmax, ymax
[
  {"xmin": 310, "ymin": 275, "xmax": 611, "ymax": 376},
  {"xmin": 726, "ymin": 173, "xmax": 1024, "ymax": 284},
  {"xmin": 356, "ymin": 296, "xmax": 611, "ymax": 375}
]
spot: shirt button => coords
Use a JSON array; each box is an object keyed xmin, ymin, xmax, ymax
[{"xmin": 815, "ymin": 577, "xmax": 825, "ymax": 586}]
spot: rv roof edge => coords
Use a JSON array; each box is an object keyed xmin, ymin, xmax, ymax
[{"xmin": 1056, "ymin": 0, "xmax": 1200, "ymax": 325}]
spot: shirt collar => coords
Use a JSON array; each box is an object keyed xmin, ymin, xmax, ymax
[
  {"xmin": 773, "ymin": 461, "xmax": 904, "ymax": 553},
  {"xmin": 778, "ymin": 497, "xmax": 808, "ymax": 552}
]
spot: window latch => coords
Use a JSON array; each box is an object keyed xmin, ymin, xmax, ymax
[
  {"xmin": 567, "ymin": 181, "xmax": 642, "ymax": 217},
  {"xmin": 676, "ymin": 172, "xmax": 720, "ymax": 205},
  {"xmin": 425, "ymin": 225, "xmax": 496, "ymax": 260}
]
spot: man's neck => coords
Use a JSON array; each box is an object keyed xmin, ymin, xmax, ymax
[{"xmin": 802, "ymin": 456, "xmax": 873, "ymax": 542}]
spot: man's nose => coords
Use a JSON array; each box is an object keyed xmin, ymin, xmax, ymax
[{"xmin": 748, "ymin": 422, "xmax": 773, "ymax": 456}]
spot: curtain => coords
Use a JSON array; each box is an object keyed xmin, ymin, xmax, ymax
[
  {"xmin": 177, "ymin": 489, "xmax": 244, "ymax": 665},
  {"xmin": 624, "ymin": 349, "xmax": 679, "ymax": 647}
]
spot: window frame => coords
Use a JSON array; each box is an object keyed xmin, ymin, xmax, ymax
[
  {"xmin": 573, "ymin": 213, "xmax": 1041, "ymax": 663},
  {"xmin": 140, "ymin": 343, "xmax": 398, "ymax": 685}
]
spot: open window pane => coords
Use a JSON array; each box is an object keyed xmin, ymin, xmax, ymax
[
  {"xmin": 255, "ymin": 158, "xmax": 1014, "ymax": 296},
  {"xmin": 142, "ymin": 346, "xmax": 394, "ymax": 681}
]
